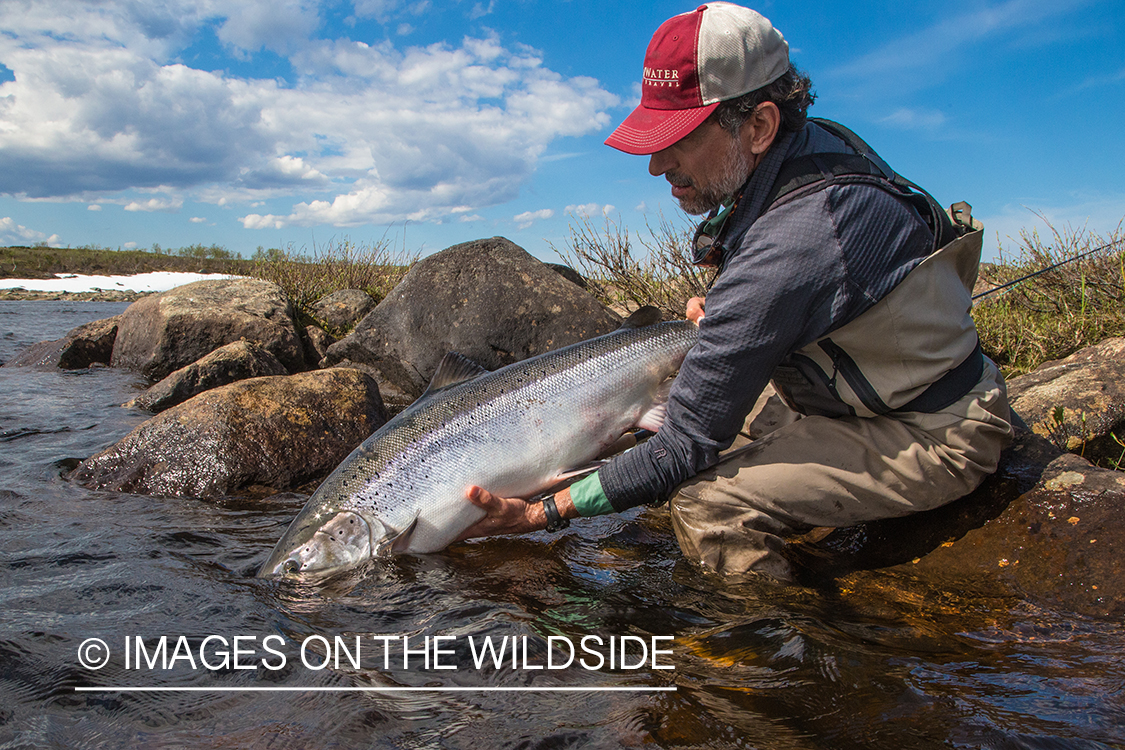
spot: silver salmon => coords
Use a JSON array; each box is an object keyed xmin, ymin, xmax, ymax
[{"xmin": 258, "ymin": 307, "xmax": 697, "ymax": 577}]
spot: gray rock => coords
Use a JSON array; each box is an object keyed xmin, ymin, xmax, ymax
[
  {"xmin": 110, "ymin": 278, "xmax": 304, "ymax": 381},
  {"xmin": 322, "ymin": 237, "xmax": 620, "ymax": 399},
  {"xmin": 302, "ymin": 324, "xmax": 335, "ymax": 365},
  {"xmin": 545, "ymin": 263, "xmax": 587, "ymax": 289},
  {"xmin": 311, "ymin": 289, "xmax": 378, "ymax": 332},
  {"xmin": 1006, "ymin": 337, "xmax": 1125, "ymax": 461},
  {"xmin": 127, "ymin": 340, "xmax": 289, "ymax": 412},
  {"xmin": 2, "ymin": 315, "xmax": 120, "ymax": 369},
  {"xmin": 70, "ymin": 368, "xmax": 387, "ymax": 498}
]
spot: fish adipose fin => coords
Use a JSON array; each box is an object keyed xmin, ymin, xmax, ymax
[
  {"xmin": 375, "ymin": 516, "xmax": 418, "ymax": 556},
  {"xmin": 423, "ymin": 352, "xmax": 490, "ymax": 396},
  {"xmin": 619, "ymin": 306, "xmax": 663, "ymax": 329}
]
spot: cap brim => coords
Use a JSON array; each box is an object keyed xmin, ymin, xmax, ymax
[{"xmin": 604, "ymin": 102, "xmax": 720, "ymax": 155}]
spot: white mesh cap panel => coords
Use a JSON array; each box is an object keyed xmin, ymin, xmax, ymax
[{"xmin": 697, "ymin": 2, "xmax": 789, "ymax": 105}]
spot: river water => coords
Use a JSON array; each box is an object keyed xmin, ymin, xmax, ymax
[{"xmin": 1, "ymin": 300, "xmax": 1122, "ymax": 749}]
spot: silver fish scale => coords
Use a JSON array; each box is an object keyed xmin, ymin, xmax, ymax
[{"xmin": 296, "ymin": 320, "xmax": 697, "ymax": 553}]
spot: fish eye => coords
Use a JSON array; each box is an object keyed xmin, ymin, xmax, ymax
[{"xmin": 283, "ymin": 559, "xmax": 301, "ymax": 575}]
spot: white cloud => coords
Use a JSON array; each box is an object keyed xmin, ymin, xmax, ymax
[
  {"xmin": 0, "ymin": 216, "xmax": 60, "ymax": 246},
  {"xmin": 566, "ymin": 203, "xmax": 615, "ymax": 219},
  {"xmin": 215, "ymin": 0, "xmax": 321, "ymax": 55},
  {"xmin": 513, "ymin": 208, "xmax": 554, "ymax": 229},
  {"xmin": 470, "ymin": 1, "xmax": 496, "ymax": 20},
  {"xmin": 88, "ymin": 204, "xmax": 102, "ymax": 211},
  {"xmin": 190, "ymin": 216, "xmax": 207, "ymax": 223},
  {"xmin": 124, "ymin": 197, "xmax": 184, "ymax": 212},
  {"xmin": 0, "ymin": 3, "xmax": 618, "ymax": 230},
  {"xmin": 880, "ymin": 107, "xmax": 947, "ymax": 130}
]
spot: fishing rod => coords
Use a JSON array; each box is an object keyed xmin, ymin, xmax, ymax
[{"xmin": 972, "ymin": 237, "xmax": 1125, "ymax": 301}]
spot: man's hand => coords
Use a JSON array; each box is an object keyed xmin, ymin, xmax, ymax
[
  {"xmin": 686, "ymin": 296, "xmax": 706, "ymax": 324},
  {"xmin": 456, "ymin": 486, "xmax": 578, "ymax": 542}
]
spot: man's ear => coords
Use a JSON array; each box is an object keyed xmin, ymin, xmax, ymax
[{"xmin": 743, "ymin": 101, "xmax": 781, "ymax": 156}]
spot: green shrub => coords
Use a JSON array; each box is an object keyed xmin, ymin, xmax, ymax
[
  {"xmin": 972, "ymin": 217, "xmax": 1125, "ymax": 376},
  {"xmin": 551, "ymin": 213, "xmax": 711, "ymax": 320},
  {"xmin": 245, "ymin": 238, "xmax": 418, "ymax": 331}
]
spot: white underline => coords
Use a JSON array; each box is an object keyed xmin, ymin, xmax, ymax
[{"xmin": 75, "ymin": 686, "xmax": 676, "ymax": 693}]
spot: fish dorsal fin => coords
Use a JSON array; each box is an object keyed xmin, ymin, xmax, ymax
[
  {"xmin": 424, "ymin": 352, "xmax": 489, "ymax": 396},
  {"xmin": 619, "ymin": 306, "xmax": 663, "ymax": 330}
]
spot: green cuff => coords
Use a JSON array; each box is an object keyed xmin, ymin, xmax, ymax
[{"xmin": 569, "ymin": 472, "xmax": 614, "ymax": 517}]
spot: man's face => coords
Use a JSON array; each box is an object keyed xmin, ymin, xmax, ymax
[{"xmin": 648, "ymin": 117, "xmax": 751, "ymax": 215}]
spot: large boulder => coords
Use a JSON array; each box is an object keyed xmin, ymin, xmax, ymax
[
  {"xmin": 322, "ymin": 237, "xmax": 620, "ymax": 400},
  {"xmin": 110, "ymin": 278, "xmax": 304, "ymax": 380},
  {"xmin": 2, "ymin": 316, "xmax": 120, "ymax": 369},
  {"xmin": 126, "ymin": 340, "xmax": 289, "ymax": 413},
  {"xmin": 70, "ymin": 368, "xmax": 386, "ymax": 497},
  {"xmin": 1005, "ymin": 337, "xmax": 1125, "ymax": 462},
  {"xmin": 311, "ymin": 289, "xmax": 377, "ymax": 332}
]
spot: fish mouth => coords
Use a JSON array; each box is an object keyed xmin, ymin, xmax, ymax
[{"xmin": 259, "ymin": 510, "xmax": 374, "ymax": 578}]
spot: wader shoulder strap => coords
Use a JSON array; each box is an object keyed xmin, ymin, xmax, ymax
[{"xmin": 762, "ymin": 118, "xmax": 961, "ymax": 251}]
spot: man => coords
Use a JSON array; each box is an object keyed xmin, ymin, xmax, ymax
[{"xmin": 461, "ymin": 2, "xmax": 1012, "ymax": 581}]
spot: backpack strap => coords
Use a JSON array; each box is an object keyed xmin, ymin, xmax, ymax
[{"xmin": 763, "ymin": 118, "xmax": 961, "ymax": 251}]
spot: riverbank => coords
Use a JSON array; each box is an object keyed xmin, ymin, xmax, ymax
[{"xmin": 0, "ymin": 288, "xmax": 148, "ymax": 301}]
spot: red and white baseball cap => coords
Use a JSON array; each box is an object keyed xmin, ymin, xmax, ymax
[{"xmin": 605, "ymin": 3, "xmax": 790, "ymax": 155}]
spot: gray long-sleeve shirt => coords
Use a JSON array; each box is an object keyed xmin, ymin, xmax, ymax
[{"xmin": 598, "ymin": 121, "xmax": 936, "ymax": 512}]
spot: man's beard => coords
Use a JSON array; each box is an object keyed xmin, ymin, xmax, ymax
[{"xmin": 667, "ymin": 138, "xmax": 751, "ymax": 216}]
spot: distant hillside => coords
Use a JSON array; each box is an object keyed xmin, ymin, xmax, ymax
[{"xmin": 0, "ymin": 246, "xmax": 254, "ymax": 280}]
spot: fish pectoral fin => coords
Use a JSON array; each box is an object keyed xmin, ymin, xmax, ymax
[
  {"xmin": 635, "ymin": 402, "xmax": 667, "ymax": 432},
  {"xmin": 374, "ymin": 516, "xmax": 418, "ymax": 556},
  {"xmin": 635, "ymin": 379, "xmax": 674, "ymax": 432},
  {"xmin": 547, "ymin": 462, "xmax": 606, "ymax": 489}
]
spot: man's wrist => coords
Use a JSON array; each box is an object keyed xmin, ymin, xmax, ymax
[{"xmin": 542, "ymin": 494, "xmax": 570, "ymax": 532}]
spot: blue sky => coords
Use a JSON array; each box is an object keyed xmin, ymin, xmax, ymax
[{"xmin": 0, "ymin": 0, "xmax": 1121, "ymax": 263}]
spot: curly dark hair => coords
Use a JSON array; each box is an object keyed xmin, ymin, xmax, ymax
[{"xmin": 714, "ymin": 64, "xmax": 816, "ymax": 135}]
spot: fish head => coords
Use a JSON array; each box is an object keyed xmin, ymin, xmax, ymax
[{"xmin": 259, "ymin": 504, "xmax": 378, "ymax": 578}]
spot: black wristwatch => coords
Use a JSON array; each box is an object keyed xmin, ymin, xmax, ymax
[{"xmin": 542, "ymin": 494, "xmax": 570, "ymax": 533}]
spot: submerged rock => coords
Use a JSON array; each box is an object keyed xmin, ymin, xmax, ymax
[
  {"xmin": 2, "ymin": 315, "xmax": 120, "ymax": 369},
  {"xmin": 127, "ymin": 340, "xmax": 289, "ymax": 413},
  {"xmin": 110, "ymin": 278, "xmax": 305, "ymax": 380},
  {"xmin": 900, "ymin": 450, "xmax": 1125, "ymax": 617},
  {"xmin": 70, "ymin": 368, "xmax": 386, "ymax": 498},
  {"xmin": 805, "ymin": 423, "xmax": 1123, "ymax": 617},
  {"xmin": 323, "ymin": 237, "xmax": 620, "ymax": 399}
]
